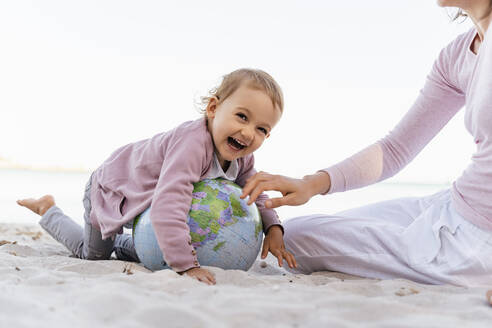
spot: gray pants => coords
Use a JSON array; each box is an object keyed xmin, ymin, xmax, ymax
[{"xmin": 39, "ymin": 175, "xmax": 139, "ymax": 262}]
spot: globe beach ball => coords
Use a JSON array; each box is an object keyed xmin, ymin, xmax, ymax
[{"xmin": 132, "ymin": 178, "xmax": 263, "ymax": 271}]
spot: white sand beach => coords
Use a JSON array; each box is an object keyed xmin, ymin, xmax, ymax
[{"xmin": 1, "ymin": 222, "xmax": 491, "ymax": 328}]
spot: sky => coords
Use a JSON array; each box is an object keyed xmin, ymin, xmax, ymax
[{"xmin": 0, "ymin": 1, "xmax": 475, "ymax": 184}]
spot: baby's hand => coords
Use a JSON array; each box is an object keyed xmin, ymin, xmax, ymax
[
  {"xmin": 262, "ymin": 225, "xmax": 297, "ymax": 269},
  {"xmin": 183, "ymin": 267, "xmax": 216, "ymax": 285}
]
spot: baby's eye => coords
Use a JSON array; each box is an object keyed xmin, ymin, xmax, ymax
[
  {"xmin": 236, "ymin": 113, "xmax": 247, "ymax": 121},
  {"xmin": 258, "ymin": 127, "xmax": 268, "ymax": 135}
]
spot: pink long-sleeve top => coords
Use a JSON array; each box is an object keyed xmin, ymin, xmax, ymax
[
  {"xmin": 89, "ymin": 117, "xmax": 281, "ymax": 272},
  {"xmin": 323, "ymin": 27, "xmax": 492, "ymax": 231}
]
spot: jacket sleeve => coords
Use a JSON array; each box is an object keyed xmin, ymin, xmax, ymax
[
  {"xmin": 149, "ymin": 131, "xmax": 210, "ymax": 272},
  {"xmin": 236, "ymin": 155, "xmax": 283, "ymax": 234}
]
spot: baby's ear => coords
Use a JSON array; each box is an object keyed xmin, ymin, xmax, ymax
[{"xmin": 205, "ymin": 97, "xmax": 219, "ymax": 118}]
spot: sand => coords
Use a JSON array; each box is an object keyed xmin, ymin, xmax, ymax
[{"xmin": 1, "ymin": 223, "xmax": 491, "ymax": 328}]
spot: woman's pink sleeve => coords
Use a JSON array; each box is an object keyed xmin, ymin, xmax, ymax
[{"xmin": 322, "ymin": 45, "xmax": 466, "ymax": 194}]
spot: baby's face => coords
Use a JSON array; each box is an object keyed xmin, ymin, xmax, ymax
[{"xmin": 206, "ymin": 84, "xmax": 282, "ymax": 168}]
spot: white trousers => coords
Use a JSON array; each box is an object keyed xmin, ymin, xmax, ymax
[{"xmin": 283, "ymin": 189, "xmax": 492, "ymax": 286}]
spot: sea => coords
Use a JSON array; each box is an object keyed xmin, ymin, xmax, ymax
[{"xmin": 0, "ymin": 168, "xmax": 451, "ymax": 225}]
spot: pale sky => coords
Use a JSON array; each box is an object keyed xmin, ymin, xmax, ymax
[{"xmin": 1, "ymin": 1, "xmax": 474, "ymax": 184}]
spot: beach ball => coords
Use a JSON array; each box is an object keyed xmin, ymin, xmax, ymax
[{"xmin": 132, "ymin": 178, "xmax": 263, "ymax": 271}]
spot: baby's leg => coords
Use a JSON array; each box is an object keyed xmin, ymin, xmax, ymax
[
  {"xmin": 17, "ymin": 196, "xmax": 87, "ymax": 256},
  {"xmin": 19, "ymin": 196, "xmax": 139, "ymax": 262},
  {"xmin": 17, "ymin": 176, "xmax": 114, "ymax": 260},
  {"xmin": 39, "ymin": 203, "xmax": 114, "ymax": 260}
]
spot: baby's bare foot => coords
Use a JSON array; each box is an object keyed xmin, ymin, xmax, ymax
[{"xmin": 17, "ymin": 195, "xmax": 55, "ymax": 216}]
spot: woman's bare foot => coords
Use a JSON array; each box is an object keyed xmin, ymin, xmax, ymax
[
  {"xmin": 17, "ymin": 195, "xmax": 55, "ymax": 216},
  {"xmin": 486, "ymin": 290, "xmax": 492, "ymax": 305}
]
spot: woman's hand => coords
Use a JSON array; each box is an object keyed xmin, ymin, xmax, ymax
[
  {"xmin": 240, "ymin": 171, "xmax": 331, "ymax": 208},
  {"xmin": 262, "ymin": 225, "xmax": 297, "ymax": 268},
  {"xmin": 183, "ymin": 267, "xmax": 216, "ymax": 285}
]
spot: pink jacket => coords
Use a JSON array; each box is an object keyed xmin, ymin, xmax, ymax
[{"xmin": 89, "ymin": 117, "xmax": 281, "ymax": 272}]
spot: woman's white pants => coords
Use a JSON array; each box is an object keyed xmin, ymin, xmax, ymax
[{"xmin": 283, "ymin": 189, "xmax": 492, "ymax": 286}]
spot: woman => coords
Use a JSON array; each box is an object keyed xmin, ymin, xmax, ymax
[{"xmin": 241, "ymin": 0, "xmax": 492, "ymax": 295}]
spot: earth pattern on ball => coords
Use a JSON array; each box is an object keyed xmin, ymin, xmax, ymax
[{"xmin": 132, "ymin": 178, "xmax": 263, "ymax": 271}]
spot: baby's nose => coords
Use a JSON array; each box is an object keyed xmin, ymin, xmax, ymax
[{"xmin": 241, "ymin": 126, "xmax": 254, "ymax": 143}]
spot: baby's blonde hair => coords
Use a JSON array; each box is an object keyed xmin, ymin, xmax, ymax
[{"xmin": 201, "ymin": 68, "xmax": 284, "ymax": 113}]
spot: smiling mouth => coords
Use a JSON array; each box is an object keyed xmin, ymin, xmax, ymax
[{"xmin": 227, "ymin": 137, "xmax": 247, "ymax": 151}]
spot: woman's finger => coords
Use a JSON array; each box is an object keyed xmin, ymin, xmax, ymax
[
  {"xmin": 267, "ymin": 193, "xmax": 299, "ymax": 208},
  {"xmin": 269, "ymin": 192, "xmax": 305, "ymax": 208},
  {"xmin": 247, "ymin": 181, "xmax": 277, "ymax": 205},
  {"xmin": 244, "ymin": 171, "xmax": 270, "ymax": 186},
  {"xmin": 241, "ymin": 175, "xmax": 261, "ymax": 199},
  {"xmin": 241, "ymin": 173, "xmax": 273, "ymax": 200},
  {"xmin": 252, "ymin": 171, "xmax": 270, "ymax": 180}
]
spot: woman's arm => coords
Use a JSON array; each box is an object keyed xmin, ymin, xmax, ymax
[{"xmin": 243, "ymin": 32, "xmax": 471, "ymax": 207}]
